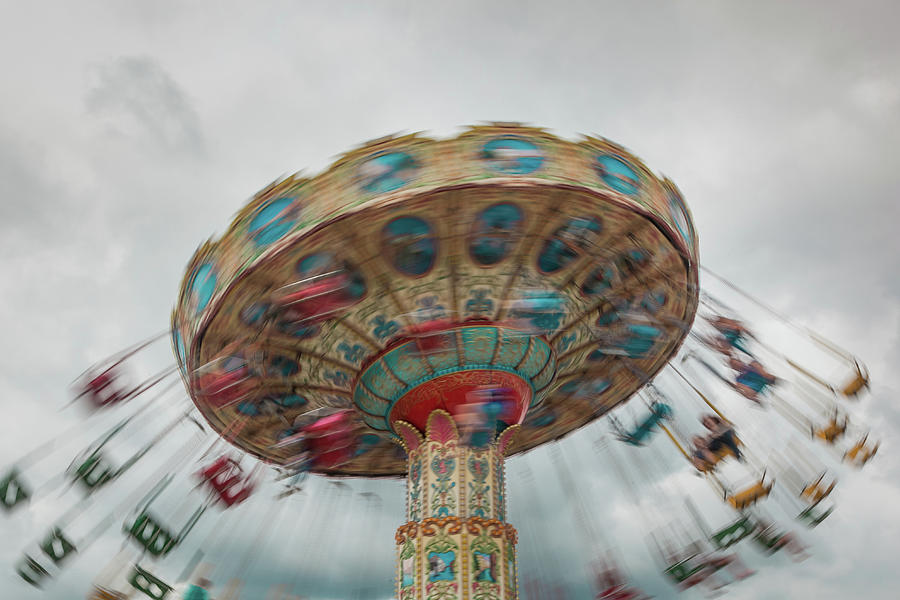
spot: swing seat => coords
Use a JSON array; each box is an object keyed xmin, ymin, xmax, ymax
[
  {"xmin": 841, "ymin": 375, "xmax": 867, "ymax": 397},
  {"xmin": 279, "ymin": 294, "xmax": 352, "ymax": 325},
  {"xmin": 470, "ymin": 387, "xmax": 517, "ymax": 419},
  {"xmin": 304, "ymin": 410, "xmax": 356, "ymax": 467},
  {"xmin": 88, "ymin": 587, "xmax": 128, "ymax": 600},
  {"xmin": 315, "ymin": 445, "xmax": 355, "ymax": 469},
  {"xmin": 304, "ymin": 410, "xmax": 353, "ymax": 436},
  {"xmin": 650, "ymin": 402, "xmax": 673, "ymax": 419},
  {"xmin": 735, "ymin": 370, "xmax": 772, "ymax": 394},
  {"xmin": 219, "ymin": 481, "xmax": 255, "ymax": 507},
  {"xmin": 664, "ymin": 556, "xmax": 706, "ymax": 585},
  {"xmin": 695, "ymin": 435, "xmax": 743, "ymax": 472},
  {"xmin": 509, "ymin": 291, "xmax": 564, "ymax": 313},
  {"xmin": 467, "ymin": 428, "xmax": 495, "ymax": 448},
  {"xmin": 844, "ymin": 439, "xmax": 879, "ymax": 467},
  {"xmin": 710, "ymin": 516, "xmax": 756, "ymax": 549},
  {"xmin": 409, "ymin": 320, "xmax": 455, "ymax": 354},
  {"xmin": 840, "ymin": 364, "xmax": 869, "ymax": 397},
  {"xmin": 81, "ymin": 370, "xmax": 130, "ymax": 408},
  {"xmin": 196, "ymin": 369, "xmax": 256, "ymax": 408},
  {"xmin": 801, "ymin": 479, "xmax": 836, "ymax": 503},
  {"xmin": 814, "ymin": 419, "xmax": 848, "ymax": 444},
  {"xmin": 86, "ymin": 371, "xmax": 114, "ymax": 393},
  {"xmin": 726, "ymin": 479, "xmax": 773, "ymax": 510},
  {"xmin": 273, "ymin": 275, "xmax": 353, "ymax": 324},
  {"xmin": 209, "ymin": 471, "xmax": 243, "ymax": 494},
  {"xmin": 197, "ymin": 456, "xmax": 255, "ymax": 505},
  {"xmin": 198, "ymin": 456, "xmax": 234, "ymax": 481}
]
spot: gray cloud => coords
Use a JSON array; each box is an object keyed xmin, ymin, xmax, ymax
[{"xmin": 86, "ymin": 56, "xmax": 205, "ymax": 157}]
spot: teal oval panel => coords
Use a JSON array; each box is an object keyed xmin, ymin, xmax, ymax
[
  {"xmin": 594, "ymin": 155, "xmax": 640, "ymax": 195},
  {"xmin": 190, "ymin": 264, "xmax": 216, "ymax": 313}
]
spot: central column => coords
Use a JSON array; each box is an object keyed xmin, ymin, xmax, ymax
[{"xmin": 394, "ymin": 411, "xmax": 519, "ymax": 600}]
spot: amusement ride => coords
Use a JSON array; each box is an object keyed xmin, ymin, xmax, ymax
[{"xmin": 1, "ymin": 124, "xmax": 879, "ymax": 599}]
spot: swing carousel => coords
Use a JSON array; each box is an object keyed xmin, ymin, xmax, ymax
[
  {"xmin": 2, "ymin": 124, "xmax": 879, "ymax": 600},
  {"xmin": 170, "ymin": 124, "xmax": 699, "ymax": 600}
]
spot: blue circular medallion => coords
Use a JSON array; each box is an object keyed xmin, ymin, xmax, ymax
[
  {"xmin": 358, "ymin": 152, "xmax": 419, "ymax": 193},
  {"xmin": 469, "ymin": 203, "xmax": 524, "ymax": 266},
  {"xmin": 382, "ymin": 217, "xmax": 437, "ymax": 276},
  {"xmin": 481, "ymin": 137, "xmax": 545, "ymax": 175},
  {"xmin": 594, "ymin": 155, "xmax": 640, "ymax": 195},
  {"xmin": 247, "ymin": 197, "xmax": 297, "ymax": 246},
  {"xmin": 190, "ymin": 264, "xmax": 216, "ymax": 313}
]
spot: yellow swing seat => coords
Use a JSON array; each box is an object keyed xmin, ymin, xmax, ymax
[
  {"xmin": 727, "ymin": 478, "xmax": 773, "ymax": 510},
  {"xmin": 844, "ymin": 436, "xmax": 879, "ymax": 467},
  {"xmin": 800, "ymin": 477, "xmax": 836, "ymax": 504},
  {"xmin": 88, "ymin": 587, "xmax": 127, "ymax": 600},
  {"xmin": 814, "ymin": 418, "xmax": 849, "ymax": 444},
  {"xmin": 840, "ymin": 363, "xmax": 869, "ymax": 398},
  {"xmin": 696, "ymin": 436, "xmax": 744, "ymax": 473}
]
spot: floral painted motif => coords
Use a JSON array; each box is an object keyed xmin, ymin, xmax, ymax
[
  {"xmin": 468, "ymin": 455, "xmax": 491, "ymax": 517},
  {"xmin": 371, "ymin": 315, "xmax": 401, "ymax": 341},
  {"xmin": 430, "ymin": 452, "xmax": 457, "ymax": 517},
  {"xmin": 337, "ymin": 341, "xmax": 366, "ymax": 364},
  {"xmin": 409, "ymin": 457, "xmax": 423, "ymax": 522},
  {"xmin": 415, "ymin": 295, "xmax": 447, "ymax": 319},
  {"xmin": 323, "ymin": 370, "xmax": 351, "ymax": 388},
  {"xmin": 465, "ymin": 289, "xmax": 495, "ymax": 316}
]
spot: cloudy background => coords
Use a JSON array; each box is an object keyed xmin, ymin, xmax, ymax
[{"xmin": 1, "ymin": 1, "xmax": 899, "ymax": 598}]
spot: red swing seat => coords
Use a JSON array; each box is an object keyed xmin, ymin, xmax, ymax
[
  {"xmin": 409, "ymin": 319, "xmax": 454, "ymax": 354},
  {"xmin": 81, "ymin": 369, "xmax": 129, "ymax": 408},
  {"xmin": 197, "ymin": 456, "xmax": 256, "ymax": 507},
  {"xmin": 303, "ymin": 411, "xmax": 356, "ymax": 469},
  {"xmin": 274, "ymin": 273, "xmax": 353, "ymax": 325},
  {"xmin": 196, "ymin": 365, "xmax": 255, "ymax": 408}
]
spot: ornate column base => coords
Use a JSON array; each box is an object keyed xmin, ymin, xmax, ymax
[{"xmin": 394, "ymin": 411, "xmax": 519, "ymax": 600}]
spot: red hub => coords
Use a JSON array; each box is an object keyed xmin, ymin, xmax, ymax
[{"xmin": 388, "ymin": 369, "xmax": 532, "ymax": 433}]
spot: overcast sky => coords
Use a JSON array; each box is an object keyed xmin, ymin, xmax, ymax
[{"xmin": 1, "ymin": 1, "xmax": 899, "ymax": 599}]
